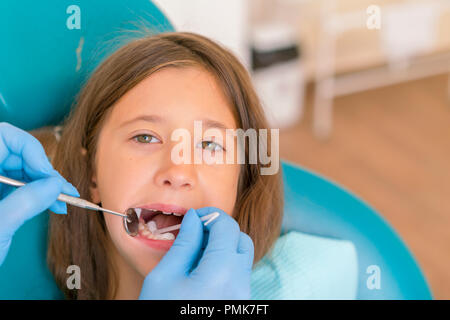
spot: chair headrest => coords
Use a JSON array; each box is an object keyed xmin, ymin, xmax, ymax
[{"xmin": 0, "ymin": 0, "xmax": 174, "ymax": 130}]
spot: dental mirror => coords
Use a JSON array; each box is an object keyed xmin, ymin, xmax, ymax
[{"xmin": 123, "ymin": 208, "xmax": 139, "ymax": 236}]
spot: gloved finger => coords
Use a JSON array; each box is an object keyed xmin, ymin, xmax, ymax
[
  {"xmin": 0, "ymin": 176, "xmax": 64, "ymax": 239},
  {"xmin": 149, "ymin": 208, "xmax": 204, "ymax": 279},
  {"xmin": 186, "ymin": 231, "xmax": 209, "ymax": 273},
  {"xmin": 3, "ymin": 155, "xmax": 49, "ymax": 182},
  {"xmin": 237, "ymin": 231, "xmax": 254, "ymax": 270},
  {"xmin": 48, "ymin": 179, "xmax": 80, "ymax": 214},
  {"xmin": 196, "ymin": 206, "xmax": 241, "ymax": 254},
  {"xmin": 48, "ymin": 199, "xmax": 68, "ymax": 214},
  {"xmin": 190, "ymin": 207, "xmax": 240, "ymax": 276},
  {"xmin": 62, "ymin": 181, "xmax": 80, "ymax": 196},
  {"xmin": 2, "ymin": 154, "xmax": 23, "ymax": 172},
  {"xmin": 1, "ymin": 168, "xmax": 80, "ymax": 207},
  {"xmin": 0, "ymin": 123, "xmax": 79, "ymax": 198},
  {"xmin": 0, "ymin": 123, "xmax": 55, "ymax": 180},
  {"xmin": 3, "ymin": 169, "xmax": 25, "ymax": 182}
]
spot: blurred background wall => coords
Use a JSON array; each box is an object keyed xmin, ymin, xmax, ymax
[{"xmin": 154, "ymin": 0, "xmax": 450, "ymax": 299}]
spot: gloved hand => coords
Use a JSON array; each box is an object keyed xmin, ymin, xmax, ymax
[
  {"xmin": 0, "ymin": 122, "xmax": 80, "ymax": 265},
  {"xmin": 139, "ymin": 206, "xmax": 254, "ymax": 300}
]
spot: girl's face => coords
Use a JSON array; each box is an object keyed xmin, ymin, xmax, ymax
[{"xmin": 89, "ymin": 66, "xmax": 240, "ymax": 282}]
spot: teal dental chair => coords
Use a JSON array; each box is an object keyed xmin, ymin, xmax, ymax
[{"xmin": 0, "ymin": 0, "xmax": 432, "ymax": 299}]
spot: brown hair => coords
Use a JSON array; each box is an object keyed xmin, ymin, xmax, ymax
[{"xmin": 39, "ymin": 31, "xmax": 284, "ymax": 300}]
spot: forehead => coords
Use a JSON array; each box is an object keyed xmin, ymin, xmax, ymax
[{"xmin": 106, "ymin": 66, "xmax": 238, "ymax": 130}]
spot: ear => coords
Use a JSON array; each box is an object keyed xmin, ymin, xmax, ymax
[
  {"xmin": 89, "ymin": 171, "xmax": 101, "ymax": 204},
  {"xmin": 83, "ymin": 148, "xmax": 101, "ymax": 204}
]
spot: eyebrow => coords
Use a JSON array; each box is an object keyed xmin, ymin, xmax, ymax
[
  {"xmin": 201, "ymin": 118, "xmax": 230, "ymax": 131},
  {"xmin": 119, "ymin": 114, "xmax": 231, "ymax": 131},
  {"xmin": 119, "ymin": 114, "xmax": 164, "ymax": 128}
]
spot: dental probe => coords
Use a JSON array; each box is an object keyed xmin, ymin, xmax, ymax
[
  {"xmin": 0, "ymin": 174, "xmax": 127, "ymax": 218},
  {"xmin": 153, "ymin": 211, "xmax": 220, "ymax": 235}
]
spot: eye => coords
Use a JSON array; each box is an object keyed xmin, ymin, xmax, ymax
[
  {"xmin": 196, "ymin": 140, "xmax": 224, "ymax": 152},
  {"xmin": 133, "ymin": 134, "xmax": 160, "ymax": 144}
]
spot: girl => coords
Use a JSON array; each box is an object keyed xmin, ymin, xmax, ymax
[{"xmin": 39, "ymin": 31, "xmax": 284, "ymax": 299}]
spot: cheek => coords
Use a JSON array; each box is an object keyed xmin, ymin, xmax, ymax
[
  {"xmin": 200, "ymin": 164, "xmax": 240, "ymax": 216},
  {"xmin": 96, "ymin": 150, "xmax": 148, "ymax": 212},
  {"xmin": 103, "ymin": 214, "xmax": 128, "ymax": 246},
  {"xmin": 95, "ymin": 133, "xmax": 141, "ymax": 200}
]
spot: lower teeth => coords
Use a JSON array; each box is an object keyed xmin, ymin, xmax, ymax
[{"xmin": 139, "ymin": 222, "xmax": 175, "ymax": 240}]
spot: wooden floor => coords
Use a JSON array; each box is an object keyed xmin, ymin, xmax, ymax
[{"xmin": 279, "ymin": 74, "xmax": 450, "ymax": 299}]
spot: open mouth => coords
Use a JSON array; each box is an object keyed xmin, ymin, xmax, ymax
[{"xmin": 135, "ymin": 207, "xmax": 185, "ymax": 241}]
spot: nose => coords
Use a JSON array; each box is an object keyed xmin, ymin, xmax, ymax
[{"xmin": 154, "ymin": 162, "xmax": 196, "ymax": 190}]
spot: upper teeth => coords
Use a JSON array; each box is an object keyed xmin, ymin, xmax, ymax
[
  {"xmin": 134, "ymin": 207, "xmax": 182, "ymax": 219},
  {"xmin": 151, "ymin": 209, "xmax": 182, "ymax": 216},
  {"xmin": 135, "ymin": 208, "xmax": 142, "ymax": 219}
]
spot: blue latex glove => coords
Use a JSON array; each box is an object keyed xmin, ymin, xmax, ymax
[
  {"xmin": 0, "ymin": 122, "xmax": 80, "ymax": 265},
  {"xmin": 139, "ymin": 206, "xmax": 254, "ymax": 300}
]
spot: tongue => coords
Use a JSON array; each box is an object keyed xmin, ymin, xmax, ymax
[{"xmin": 150, "ymin": 213, "xmax": 183, "ymax": 230}]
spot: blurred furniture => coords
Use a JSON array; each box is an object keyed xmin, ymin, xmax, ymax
[
  {"xmin": 250, "ymin": 22, "xmax": 304, "ymax": 129},
  {"xmin": 312, "ymin": 0, "xmax": 450, "ymax": 138},
  {"xmin": 153, "ymin": 0, "xmax": 251, "ymax": 68}
]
